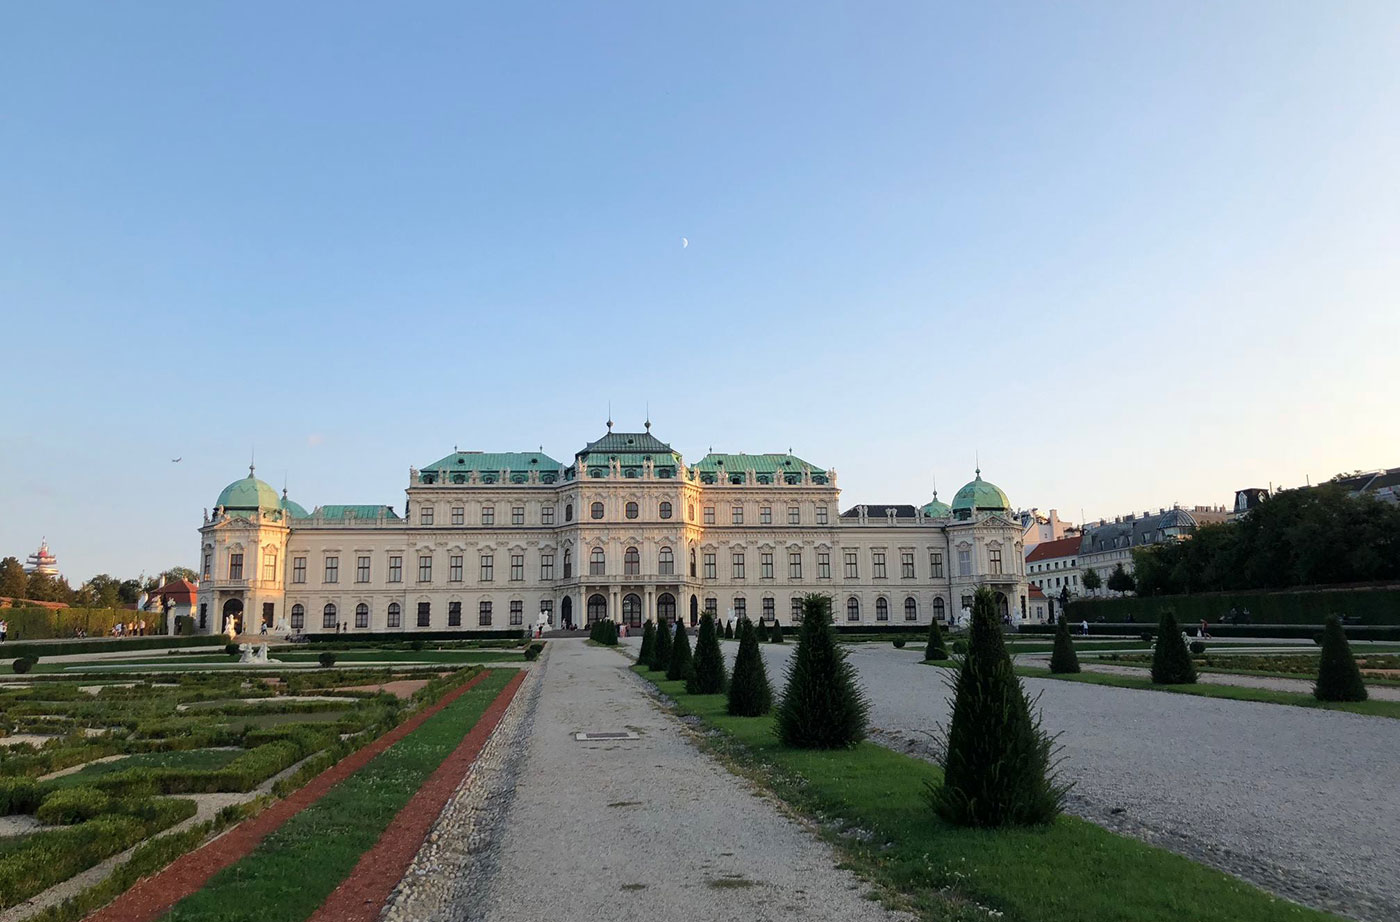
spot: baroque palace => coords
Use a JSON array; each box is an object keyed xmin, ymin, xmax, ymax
[{"xmin": 196, "ymin": 425, "xmax": 1028, "ymax": 635}]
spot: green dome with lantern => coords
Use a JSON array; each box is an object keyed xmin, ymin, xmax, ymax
[
  {"xmin": 215, "ymin": 466, "xmax": 282, "ymax": 513},
  {"xmin": 921, "ymin": 491, "xmax": 952, "ymax": 518},
  {"xmin": 950, "ymin": 469, "xmax": 1011, "ymax": 519}
]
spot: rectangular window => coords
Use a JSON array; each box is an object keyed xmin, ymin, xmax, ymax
[
  {"xmin": 324, "ymin": 607, "xmax": 338, "ymax": 630},
  {"xmin": 323, "ymin": 556, "xmax": 337, "ymax": 584},
  {"xmin": 541, "ymin": 553, "xmax": 554, "ymax": 580},
  {"xmin": 844, "ymin": 551, "xmax": 858, "ymax": 579},
  {"xmin": 817, "ymin": 551, "xmax": 831, "ymax": 579},
  {"xmin": 387, "ymin": 605, "xmax": 401, "ymax": 628},
  {"xmin": 388, "ymin": 555, "xmax": 403, "ymax": 583},
  {"xmin": 789, "ymin": 550, "xmax": 802, "ymax": 580},
  {"xmin": 760, "ymin": 552, "xmax": 774, "ymax": 579},
  {"xmin": 760, "ymin": 506, "xmax": 772, "ymax": 524},
  {"xmin": 480, "ymin": 553, "xmax": 494, "ymax": 582},
  {"xmin": 510, "ymin": 600, "xmax": 523, "ymax": 625},
  {"xmin": 703, "ymin": 506, "xmax": 715, "ymax": 525},
  {"xmin": 734, "ymin": 597, "xmax": 747, "ymax": 619},
  {"xmin": 262, "ymin": 551, "xmax": 277, "ymax": 582},
  {"xmin": 816, "ymin": 506, "xmax": 829, "ymax": 525},
  {"xmin": 731, "ymin": 551, "xmax": 745, "ymax": 579},
  {"xmin": 788, "ymin": 506, "xmax": 800, "ymax": 525},
  {"xmin": 478, "ymin": 601, "xmax": 492, "ymax": 626},
  {"xmin": 703, "ymin": 552, "xmax": 716, "ymax": 580},
  {"xmin": 541, "ymin": 600, "xmax": 553, "ymax": 624},
  {"xmin": 451, "ymin": 506, "xmax": 464, "ymax": 525},
  {"xmin": 228, "ymin": 553, "xmax": 243, "ymax": 581},
  {"xmin": 930, "ymin": 551, "xmax": 943, "ymax": 578},
  {"xmin": 481, "ymin": 506, "xmax": 495, "ymax": 526},
  {"xmin": 418, "ymin": 555, "xmax": 432, "ymax": 583},
  {"xmin": 450, "ymin": 555, "xmax": 463, "ymax": 582},
  {"xmin": 731, "ymin": 505, "xmax": 743, "ymax": 525},
  {"xmin": 990, "ymin": 549, "xmax": 1003, "ymax": 575},
  {"xmin": 417, "ymin": 602, "xmax": 430, "ymax": 627},
  {"xmin": 791, "ymin": 598, "xmax": 803, "ymax": 622},
  {"xmin": 356, "ymin": 556, "xmax": 371, "ymax": 583},
  {"xmin": 873, "ymin": 551, "xmax": 887, "ymax": 579},
  {"xmin": 763, "ymin": 597, "xmax": 775, "ymax": 621},
  {"xmin": 512, "ymin": 506, "xmax": 524, "ymax": 525},
  {"xmin": 355, "ymin": 606, "xmax": 369, "ymax": 629},
  {"xmin": 705, "ymin": 597, "xmax": 718, "ymax": 617},
  {"xmin": 203, "ymin": 553, "xmax": 212, "ymax": 579},
  {"xmin": 292, "ymin": 556, "xmax": 306, "ymax": 584},
  {"xmin": 901, "ymin": 551, "xmax": 915, "ymax": 579},
  {"xmin": 542, "ymin": 506, "xmax": 555, "ymax": 525},
  {"xmin": 958, "ymin": 549, "xmax": 971, "ymax": 577},
  {"xmin": 420, "ymin": 506, "xmax": 434, "ymax": 525},
  {"xmin": 288, "ymin": 605, "xmax": 301, "ymax": 630},
  {"xmin": 448, "ymin": 601, "xmax": 461, "ymax": 626},
  {"xmin": 511, "ymin": 553, "xmax": 524, "ymax": 581}
]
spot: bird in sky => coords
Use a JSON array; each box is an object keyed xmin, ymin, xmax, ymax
[
  {"xmin": 681, "ymin": 237, "xmax": 689, "ymax": 248},
  {"xmin": 171, "ymin": 457, "xmax": 182, "ymax": 463}
]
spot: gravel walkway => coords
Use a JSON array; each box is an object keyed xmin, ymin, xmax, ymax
[
  {"xmin": 390, "ymin": 640, "xmax": 913, "ymax": 922},
  {"xmin": 668, "ymin": 638, "xmax": 1398, "ymax": 922}
]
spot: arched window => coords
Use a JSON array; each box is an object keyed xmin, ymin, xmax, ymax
[
  {"xmin": 932, "ymin": 597, "xmax": 946, "ymax": 621},
  {"xmin": 587, "ymin": 593, "xmax": 607, "ymax": 624},
  {"xmin": 660, "ymin": 501, "xmax": 673, "ymax": 520},
  {"xmin": 688, "ymin": 503, "xmax": 695, "ymax": 521},
  {"xmin": 591, "ymin": 502, "xmax": 604, "ymax": 520},
  {"xmin": 624, "ymin": 546, "xmax": 640, "ymax": 576},
  {"xmin": 623, "ymin": 593, "xmax": 642, "ymax": 627},
  {"xmin": 355, "ymin": 602, "xmax": 369, "ymax": 629},
  {"xmin": 904, "ymin": 596, "xmax": 918, "ymax": 621},
  {"xmin": 387, "ymin": 602, "xmax": 401, "ymax": 628},
  {"xmin": 290, "ymin": 604, "xmax": 305, "ymax": 630},
  {"xmin": 846, "ymin": 596, "xmax": 860, "ymax": 622},
  {"xmin": 625, "ymin": 501, "xmax": 639, "ymax": 519},
  {"xmin": 876, "ymin": 597, "xmax": 889, "ymax": 621},
  {"xmin": 658, "ymin": 546, "xmax": 674, "ymax": 575},
  {"xmin": 590, "ymin": 547, "xmax": 606, "ymax": 576},
  {"xmin": 657, "ymin": 592, "xmax": 676, "ymax": 624},
  {"xmin": 689, "ymin": 548, "xmax": 697, "ymax": 577},
  {"xmin": 563, "ymin": 548, "xmax": 573, "ymax": 578},
  {"xmin": 323, "ymin": 603, "xmax": 337, "ymax": 630},
  {"xmin": 565, "ymin": 503, "xmax": 574, "ymax": 522}
]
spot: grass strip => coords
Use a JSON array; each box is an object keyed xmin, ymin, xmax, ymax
[
  {"xmin": 156, "ymin": 669, "xmax": 514, "ymax": 922},
  {"xmin": 1015, "ymin": 666, "xmax": 1400, "ymax": 718},
  {"xmin": 632, "ymin": 665, "xmax": 1342, "ymax": 922}
]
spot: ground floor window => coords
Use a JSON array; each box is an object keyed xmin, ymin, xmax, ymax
[
  {"xmin": 323, "ymin": 603, "xmax": 337, "ymax": 630},
  {"xmin": 847, "ymin": 597, "xmax": 860, "ymax": 621},
  {"xmin": 791, "ymin": 598, "xmax": 803, "ymax": 622},
  {"xmin": 478, "ymin": 601, "xmax": 492, "ymax": 626},
  {"xmin": 733, "ymin": 597, "xmax": 747, "ymax": 620},
  {"xmin": 510, "ymin": 600, "xmax": 523, "ymax": 625},
  {"xmin": 762, "ymin": 597, "xmax": 775, "ymax": 621},
  {"xmin": 290, "ymin": 604, "xmax": 304, "ymax": 630},
  {"xmin": 355, "ymin": 603, "xmax": 369, "ymax": 629},
  {"xmin": 388, "ymin": 603, "xmax": 401, "ymax": 628},
  {"xmin": 932, "ymin": 597, "xmax": 945, "ymax": 621},
  {"xmin": 587, "ymin": 594, "xmax": 606, "ymax": 624},
  {"xmin": 657, "ymin": 593, "xmax": 676, "ymax": 625},
  {"xmin": 417, "ymin": 601, "xmax": 431, "ymax": 627},
  {"xmin": 905, "ymin": 596, "xmax": 918, "ymax": 621},
  {"xmin": 876, "ymin": 597, "xmax": 889, "ymax": 621},
  {"xmin": 448, "ymin": 601, "xmax": 462, "ymax": 627}
]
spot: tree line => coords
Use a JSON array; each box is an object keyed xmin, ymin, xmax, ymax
[
  {"xmin": 0, "ymin": 557, "xmax": 198, "ymax": 608},
  {"xmin": 1132, "ymin": 484, "xmax": 1400, "ymax": 596}
]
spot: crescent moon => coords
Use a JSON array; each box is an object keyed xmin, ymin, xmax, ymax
[{"xmin": 681, "ymin": 237, "xmax": 689, "ymax": 248}]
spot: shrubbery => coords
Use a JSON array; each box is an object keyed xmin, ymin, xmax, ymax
[
  {"xmin": 11, "ymin": 657, "xmax": 35, "ymax": 674},
  {"xmin": 589, "ymin": 619, "xmax": 619, "ymax": 646},
  {"xmin": 723, "ymin": 621, "xmax": 734, "ymax": 640},
  {"xmin": 35, "ymin": 786, "xmax": 110, "ymax": 825},
  {"xmin": 687, "ymin": 613, "xmax": 726, "ymax": 694},
  {"xmin": 1049, "ymin": 617, "xmax": 1080, "ymax": 674},
  {"xmin": 924, "ymin": 622, "xmax": 948, "ymax": 661},
  {"xmin": 666, "ymin": 621, "xmax": 693, "ymax": 681},
  {"xmin": 638, "ymin": 620, "xmax": 655, "ymax": 665},
  {"xmin": 0, "ymin": 777, "xmax": 42, "ymax": 815},
  {"xmin": 523, "ymin": 642, "xmax": 544, "ymax": 661},
  {"xmin": 318, "ymin": 652, "xmax": 337, "ymax": 668},
  {"xmin": 951, "ymin": 639, "xmax": 968, "ymax": 655},
  {"xmin": 1150, "ymin": 610, "xmax": 1197, "ymax": 685},
  {"xmin": 224, "ymin": 643, "xmax": 240, "ymax": 658},
  {"xmin": 1315, "ymin": 614, "xmax": 1367, "ymax": 702},
  {"xmin": 770, "ymin": 621, "xmax": 784, "ymax": 644},
  {"xmin": 727, "ymin": 619, "xmax": 772, "ymax": 717},
  {"xmin": 1189, "ymin": 641, "xmax": 1206, "ymax": 654},
  {"xmin": 892, "ymin": 637, "xmax": 906, "ymax": 649},
  {"xmin": 776, "ymin": 595, "xmax": 868, "ymax": 749},
  {"xmin": 649, "ymin": 619, "xmax": 672, "ymax": 672}
]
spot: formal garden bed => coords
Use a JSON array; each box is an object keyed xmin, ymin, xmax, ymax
[{"xmin": 1093, "ymin": 651, "xmax": 1400, "ymax": 685}]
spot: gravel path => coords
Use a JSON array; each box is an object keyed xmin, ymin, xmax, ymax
[
  {"xmin": 394, "ymin": 640, "xmax": 913, "ymax": 922},
  {"xmin": 659, "ymin": 637, "xmax": 1397, "ymax": 922}
]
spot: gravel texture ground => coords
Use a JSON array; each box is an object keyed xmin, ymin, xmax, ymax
[
  {"xmin": 398, "ymin": 640, "xmax": 913, "ymax": 922},
  {"xmin": 665, "ymin": 636, "xmax": 1398, "ymax": 922}
]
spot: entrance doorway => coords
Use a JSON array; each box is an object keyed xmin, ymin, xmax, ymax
[
  {"xmin": 587, "ymin": 594, "xmax": 607, "ymax": 625},
  {"xmin": 221, "ymin": 598, "xmax": 244, "ymax": 635},
  {"xmin": 995, "ymin": 592, "xmax": 1010, "ymax": 620},
  {"xmin": 689, "ymin": 595, "xmax": 698, "ymax": 625},
  {"xmin": 561, "ymin": 596, "xmax": 573, "ymax": 630},
  {"xmin": 622, "ymin": 593, "xmax": 642, "ymax": 628},
  {"xmin": 657, "ymin": 593, "xmax": 676, "ymax": 626}
]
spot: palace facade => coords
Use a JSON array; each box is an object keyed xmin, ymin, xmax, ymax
[{"xmin": 195, "ymin": 426, "xmax": 1029, "ymax": 635}]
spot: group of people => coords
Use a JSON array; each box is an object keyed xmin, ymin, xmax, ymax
[{"xmin": 111, "ymin": 619, "xmax": 150, "ymax": 637}]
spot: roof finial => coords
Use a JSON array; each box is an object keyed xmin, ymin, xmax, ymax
[
  {"xmin": 606, "ymin": 401, "xmax": 613, "ymax": 432},
  {"xmin": 249, "ymin": 446, "xmax": 255, "ymax": 477},
  {"xmin": 932, "ymin": 475, "xmax": 938, "ymax": 500},
  {"xmin": 975, "ymin": 451, "xmax": 980, "ymax": 478},
  {"xmin": 645, "ymin": 401, "xmax": 651, "ymax": 431}
]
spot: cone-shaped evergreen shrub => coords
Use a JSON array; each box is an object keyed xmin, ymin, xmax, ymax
[
  {"xmin": 638, "ymin": 620, "xmax": 655, "ymax": 665},
  {"xmin": 724, "ymin": 621, "xmax": 734, "ymax": 640},
  {"xmin": 727, "ymin": 618, "xmax": 773, "ymax": 716},
  {"xmin": 1049, "ymin": 616, "xmax": 1080, "ymax": 674},
  {"xmin": 923, "ymin": 621, "xmax": 948, "ymax": 662},
  {"xmin": 928, "ymin": 587, "xmax": 1064, "ymax": 828},
  {"xmin": 1315, "ymin": 615, "xmax": 1367, "ymax": 702},
  {"xmin": 770, "ymin": 620, "xmax": 784, "ymax": 644},
  {"xmin": 666, "ymin": 620, "xmax": 693, "ymax": 681},
  {"xmin": 649, "ymin": 619, "xmax": 672, "ymax": 672},
  {"xmin": 687, "ymin": 613, "xmax": 727, "ymax": 694},
  {"xmin": 1150, "ymin": 609, "xmax": 1196, "ymax": 684},
  {"xmin": 776, "ymin": 595, "xmax": 869, "ymax": 748}
]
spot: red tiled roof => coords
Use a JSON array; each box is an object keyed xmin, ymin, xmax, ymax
[
  {"xmin": 1029, "ymin": 585, "xmax": 1046, "ymax": 599},
  {"xmin": 1026, "ymin": 536, "xmax": 1081, "ymax": 563},
  {"xmin": 152, "ymin": 579, "xmax": 198, "ymax": 604}
]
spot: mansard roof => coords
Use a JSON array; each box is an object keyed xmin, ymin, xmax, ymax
[
  {"xmin": 840, "ymin": 504, "xmax": 921, "ymax": 519},
  {"xmin": 312, "ymin": 504, "xmax": 401, "ymax": 520},
  {"xmin": 576, "ymin": 431, "xmax": 676, "ymax": 457},
  {"xmin": 423, "ymin": 451, "xmax": 563, "ymax": 475}
]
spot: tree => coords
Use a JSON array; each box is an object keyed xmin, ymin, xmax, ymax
[
  {"xmin": 117, "ymin": 579, "xmax": 144, "ymax": 605},
  {"xmin": 776, "ymin": 595, "xmax": 869, "ymax": 749},
  {"xmin": 687, "ymin": 613, "xmax": 726, "ymax": 694},
  {"xmin": 665, "ymin": 620, "xmax": 693, "ymax": 681},
  {"xmin": 164, "ymin": 566, "xmax": 199, "ymax": 584},
  {"xmin": 638, "ymin": 620, "xmax": 656, "ymax": 666},
  {"xmin": 927, "ymin": 587, "xmax": 1064, "ymax": 828},
  {"xmin": 923, "ymin": 620, "xmax": 948, "ymax": 661},
  {"xmin": 0, "ymin": 557, "xmax": 26, "ymax": 599},
  {"xmin": 1049, "ymin": 616, "xmax": 1080, "ymax": 674},
  {"xmin": 649, "ymin": 618, "xmax": 672, "ymax": 672},
  {"xmin": 77, "ymin": 574, "xmax": 123, "ymax": 609},
  {"xmin": 770, "ymin": 620, "xmax": 784, "ymax": 644},
  {"xmin": 1106, "ymin": 563, "xmax": 1136, "ymax": 595},
  {"xmin": 1150, "ymin": 609, "xmax": 1196, "ymax": 684},
  {"xmin": 25, "ymin": 573, "xmax": 74, "ymax": 604},
  {"xmin": 1315, "ymin": 615, "xmax": 1367, "ymax": 702},
  {"xmin": 1081, "ymin": 568, "xmax": 1102, "ymax": 594},
  {"xmin": 723, "ymin": 620, "xmax": 734, "ymax": 639},
  {"xmin": 727, "ymin": 618, "xmax": 772, "ymax": 716}
]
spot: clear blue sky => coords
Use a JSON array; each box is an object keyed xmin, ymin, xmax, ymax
[{"xmin": 2, "ymin": 2, "xmax": 1397, "ymax": 582}]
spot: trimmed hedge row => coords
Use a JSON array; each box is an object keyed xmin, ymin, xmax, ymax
[
  {"xmin": 0, "ymin": 607, "xmax": 169, "ymax": 642},
  {"xmin": 1015, "ymin": 621, "xmax": 1400, "ymax": 641},
  {"xmin": 1067, "ymin": 586, "xmax": 1400, "ymax": 626},
  {"xmin": 301, "ymin": 629, "xmax": 526, "ymax": 643},
  {"xmin": 1, "ymin": 635, "xmax": 217, "ymax": 660}
]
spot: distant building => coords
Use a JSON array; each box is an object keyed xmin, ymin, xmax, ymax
[
  {"xmin": 1328, "ymin": 468, "xmax": 1400, "ymax": 505},
  {"xmin": 1077, "ymin": 505, "xmax": 1227, "ymax": 591},
  {"xmin": 1025, "ymin": 536, "xmax": 1083, "ymax": 610},
  {"xmin": 1017, "ymin": 508, "xmax": 1076, "ymax": 556},
  {"xmin": 24, "ymin": 539, "xmax": 59, "ymax": 577},
  {"xmin": 147, "ymin": 578, "xmax": 198, "ymax": 633}
]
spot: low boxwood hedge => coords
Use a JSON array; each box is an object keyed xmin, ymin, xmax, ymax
[
  {"xmin": 1, "ymin": 636, "xmax": 216, "ymax": 661},
  {"xmin": 35, "ymin": 786, "xmax": 111, "ymax": 825},
  {"xmin": 301, "ymin": 628, "xmax": 527, "ymax": 643},
  {"xmin": 1015, "ymin": 621, "xmax": 1400, "ymax": 641}
]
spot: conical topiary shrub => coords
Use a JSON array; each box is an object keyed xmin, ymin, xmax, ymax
[
  {"xmin": 928, "ymin": 586, "xmax": 1064, "ymax": 828},
  {"xmin": 1150, "ymin": 609, "xmax": 1196, "ymax": 684},
  {"xmin": 1315, "ymin": 614, "xmax": 1367, "ymax": 702},
  {"xmin": 687, "ymin": 613, "xmax": 727, "ymax": 694},
  {"xmin": 638, "ymin": 620, "xmax": 655, "ymax": 665},
  {"xmin": 924, "ymin": 621, "xmax": 948, "ymax": 662},
  {"xmin": 727, "ymin": 618, "xmax": 772, "ymax": 716},
  {"xmin": 776, "ymin": 595, "xmax": 869, "ymax": 748},
  {"xmin": 1049, "ymin": 616, "xmax": 1080, "ymax": 674},
  {"xmin": 770, "ymin": 620, "xmax": 784, "ymax": 644},
  {"xmin": 650, "ymin": 618, "xmax": 672, "ymax": 672},
  {"xmin": 666, "ymin": 620, "xmax": 693, "ymax": 681},
  {"xmin": 724, "ymin": 620, "xmax": 734, "ymax": 640}
]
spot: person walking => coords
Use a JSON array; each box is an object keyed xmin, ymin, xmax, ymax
[
  {"xmin": 0, "ymin": 618, "xmax": 7, "ymax": 643},
  {"xmin": 1080, "ymin": 619, "xmax": 1089, "ymax": 636}
]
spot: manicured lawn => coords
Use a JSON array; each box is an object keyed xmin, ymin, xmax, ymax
[
  {"xmin": 47, "ymin": 749, "xmax": 245, "ymax": 789},
  {"xmin": 157, "ymin": 669, "xmax": 514, "ymax": 922},
  {"xmin": 634, "ymin": 666, "xmax": 1342, "ymax": 922}
]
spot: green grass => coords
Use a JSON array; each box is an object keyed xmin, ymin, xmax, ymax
[
  {"xmin": 158, "ymin": 669, "xmax": 513, "ymax": 922},
  {"xmin": 46, "ymin": 749, "xmax": 244, "ymax": 789},
  {"xmin": 632, "ymin": 665, "xmax": 1342, "ymax": 922},
  {"xmin": 1015, "ymin": 666, "xmax": 1400, "ymax": 718}
]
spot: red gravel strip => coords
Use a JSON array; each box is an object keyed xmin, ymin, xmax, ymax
[
  {"xmin": 84, "ymin": 670, "xmax": 492, "ymax": 922},
  {"xmin": 307, "ymin": 669, "xmax": 526, "ymax": 922}
]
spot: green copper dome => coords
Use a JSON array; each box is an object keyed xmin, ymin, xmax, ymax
[
  {"xmin": 280, "ymin": 492, "xmax": 310, "ymax": 518},
  {"xmin": 921, "ymin": 493, "xmax": 951, "ymax": 518},
  {"xmin": 950, "ymin": 470, "xmax": 1010, "ymax": 519},
  {"xmin": 215, "ymin": 467, "xmax": 282, "ymax": 512}
]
